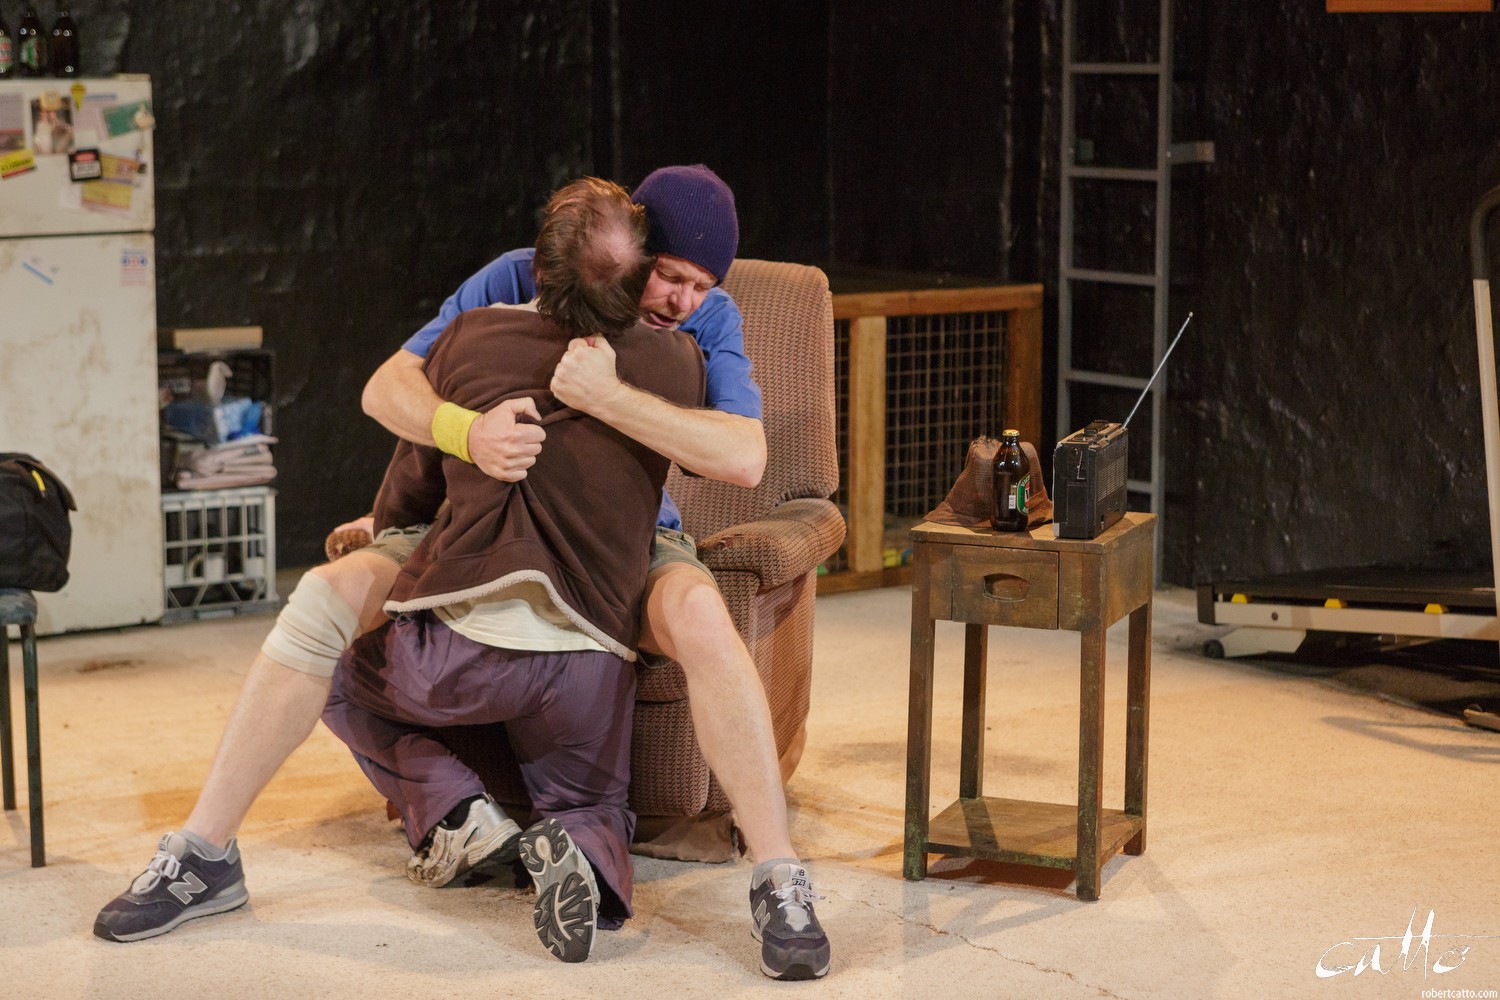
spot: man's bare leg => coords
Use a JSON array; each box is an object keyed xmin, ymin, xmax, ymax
[
  {"xmin": 640, "ymin": 560, "xmax": 830, "ymax": 980},
  {"xmin": 638, "ymin": 561, "xmax": 796, "ymax": 862},
  {"xmin": 183, "ymin": 550, "xmax": 399, "ymax": 847},
  {"xmin": 95, "ymin": 549, "xmax": 402, "ymax": 942}
]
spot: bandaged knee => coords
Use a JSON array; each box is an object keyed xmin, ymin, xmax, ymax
[{"xmin": 260, "ymin": 572, "xmax": 362, "ymax": 678}]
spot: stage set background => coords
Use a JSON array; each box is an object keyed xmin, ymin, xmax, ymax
[{"xmin": 81, "ymin": 0, "xmax": 1500, "ymax": 586}]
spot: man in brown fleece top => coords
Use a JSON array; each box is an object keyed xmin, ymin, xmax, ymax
[{"xmin": 320, "ymin": 177, "xmax": 706, "ymax": 964}]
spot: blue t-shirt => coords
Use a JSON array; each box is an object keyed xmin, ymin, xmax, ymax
[{"xmin": 405, "ymin": 248, "xmax": 762, "ymax": 530}]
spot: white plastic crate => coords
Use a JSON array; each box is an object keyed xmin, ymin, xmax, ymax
[{"xmin": 161, "ymin": 486, "xmax": 279, "ymax": 622}]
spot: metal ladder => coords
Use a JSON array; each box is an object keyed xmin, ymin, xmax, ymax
[{"xmin": 1057, "ymin": 0, "xmax": 1211, "ymax": 579}]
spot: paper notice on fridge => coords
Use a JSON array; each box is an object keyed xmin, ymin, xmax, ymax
[
  {"xmin": 81, "ymin": 178, "xmax": 134, "ymax": 213},
  {"xmin": 98, "ymin": 153, "xmax": 140, "ymax": 182},
  {"xmin": 0, "ymin": 94, "xmax": 24, "ymax": 154},
  {"xmin": 74, "ymin": 94, "xmax": 117, "ymax": 142},
  {"xmin": 79, "ymin": 154, "xmax": 142, "ymax": 213}
]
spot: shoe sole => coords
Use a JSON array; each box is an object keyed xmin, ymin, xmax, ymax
[
  {"xmin": 93, "ymin": 881, "xmax": 250, "ymax": 943},
  {"xmin": 751, "ymin": 924, "xmax": 831, "ymax": 981},
  {"xmin": 408, "ymin": 816, "xmax": 523, "ymax": 888},
  {"xmin": 518, "ymin": 818, "xmax": 597, "ymax": 963},
  {"xmin": 758, "ymin": 954, "xmax": 831, "ymax": 981}
]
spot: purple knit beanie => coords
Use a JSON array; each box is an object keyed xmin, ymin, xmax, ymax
[{"xmin": 631, "ymin": 164, "xmax": 739, "ymax": 284}]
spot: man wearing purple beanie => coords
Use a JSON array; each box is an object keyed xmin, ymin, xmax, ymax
[
  {"xmin": 359, "ymin": 164, "xmax": 830, "ymax": 981},
  {"xmin": 93, "ymin": 166, "xmax": 831, "ymax": 982}
]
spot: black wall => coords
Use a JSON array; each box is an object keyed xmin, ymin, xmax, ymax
[
  {"xmin": 1170, "ymin": 4, "xmax": 1500, "ymax": 584},
  {"xmin": 611, "ymin": 0, "xmax": 830, "ymax": 264},
  {"xmin": 89, "ymin": 1, "xmax": 1500, "ymax": 581},
  {"xmin": 95, "ymin": 1, "xmax": 598, "ymax": 562}
]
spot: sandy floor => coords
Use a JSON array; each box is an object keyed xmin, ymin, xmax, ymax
[{"xmin": 3, "ymin": 583, "xmax": 1498, "ymax": 999}]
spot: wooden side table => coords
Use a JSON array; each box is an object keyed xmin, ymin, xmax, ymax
[{"xmin": 904, "ymin": 511, "xmax": 1155, "ymax": 900}]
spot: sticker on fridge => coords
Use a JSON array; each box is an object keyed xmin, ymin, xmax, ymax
[
  {"xmin": 102, "ymin": 100, "xmax": 154, "ymax": 137},
  {"xmin": 0, "ymin": 148, "xmax": 36, "ymax": 180},
  {"xmin": 21, "ymin": 257, "xmax": 58, "ymax": 285},
  {"xmin": 68, "ymin": 148, "xmax": 102, "ymax": 182},
  {"xmin": 121, "ymin": 247, "xmax": 150, "ymax": 287}
]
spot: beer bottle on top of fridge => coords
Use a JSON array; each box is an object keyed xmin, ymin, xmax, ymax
[
  {"xmin": 16, "ymin": 6, "xmax": 47, "ymax": 77},
  {"xmin": 0, "ymin": 13, "xmax": 16, "ymax": 79},
  {"xmin": 51, "ymin": 9, "xmax": 79, "ymax": 78},
  {"xmin": 991, "ymin": 429, "xmax": 1031, "ymax": 532}
]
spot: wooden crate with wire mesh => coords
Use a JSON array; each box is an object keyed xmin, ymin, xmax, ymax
[{"xmin": 822, "ymin": 283, "xmax": 1043, "ymax": 594}]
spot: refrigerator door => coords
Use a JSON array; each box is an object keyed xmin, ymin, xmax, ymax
[
  {"xmin": 0, "ymin": 76, "xmax": 154, "ymax": 238},
  {"xmin": 0, "ymin": 232, "xmax": 164, "ymax": 633}
]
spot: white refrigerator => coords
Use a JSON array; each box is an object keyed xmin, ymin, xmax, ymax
[{"xmin": 0, "ymin": 75, "xmax": 163, "ymax": 634}]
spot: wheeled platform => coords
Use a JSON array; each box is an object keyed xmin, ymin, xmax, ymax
[{"xmin": 1196, "ymin": 567, "xmax": 1497, "ymax": 658}]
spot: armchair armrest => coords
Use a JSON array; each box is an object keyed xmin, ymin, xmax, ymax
[{"xmin": 696, "ymin": 498, "xmax": 847, "ymax": 592}]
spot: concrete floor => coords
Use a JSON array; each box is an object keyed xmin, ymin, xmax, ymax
[{"xmin": 2, "ymin": 581, "xmax": 1498, "ymax": 999}]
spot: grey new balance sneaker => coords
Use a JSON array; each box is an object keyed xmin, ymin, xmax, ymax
[
  {"xmin": 750, "ymin": 863, "xmax": 831, "ymax": 980},
  {"xmin": 518, "ymin": 817, "xmax": 599, "ymax": 963},
  {"xmin": 407, "ymin": 795, "xmax": 523, "ymax": 887},
  {"xmin": 94, "ymin": 832, "xmax": 249, "ymax": 942}
]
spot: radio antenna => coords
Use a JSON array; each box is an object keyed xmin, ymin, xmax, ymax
[{"xmin": 1124, "ymin": 312, "xmax": 1194, "ymax": 428}]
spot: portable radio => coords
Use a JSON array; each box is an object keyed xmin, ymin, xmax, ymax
[
  {"xmin": 1051, "ymin": 421, "xmax": 1128, "ymax": 539},
  {"xmin": 1050, "ymin": 313, "xmax": 1194, "ymax": 539}
]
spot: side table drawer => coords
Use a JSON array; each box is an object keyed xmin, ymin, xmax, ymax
[{"xmin": 944, "ymin": 546, "xmax": 1059, "ymax": 629}]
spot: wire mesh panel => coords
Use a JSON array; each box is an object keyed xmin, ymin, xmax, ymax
[{"xmin": 831, "ymin": 310, "xmax": 1012, "ymax": 572}]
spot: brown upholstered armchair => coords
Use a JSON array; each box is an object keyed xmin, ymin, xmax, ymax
[
  {"xmin": 629, "ymin": 259, "xmax": 844, "ymax": 861},
  {"xmin": 340, "ymin": 259, "xmax": 843, "ymax": 862}
]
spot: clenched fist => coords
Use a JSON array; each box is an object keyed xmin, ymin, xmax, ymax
[
  {"xmin": 468, "ymin": 396, "xmax": 546, "ymax": 481},
  {"xmin": 551, "ymin": 336, "xmax": 622, "ymax": 413}
]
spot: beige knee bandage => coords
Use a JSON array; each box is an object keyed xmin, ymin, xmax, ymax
[{"xmin": 260, "ymin": 573, "xmax": 362, "ymax": 678}]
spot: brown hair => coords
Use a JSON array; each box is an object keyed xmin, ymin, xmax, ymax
[{"xmin": 532, "ymin": 177, "xmax": 652, "ymax": 339}]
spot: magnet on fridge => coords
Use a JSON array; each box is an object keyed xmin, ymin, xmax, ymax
[
  {"xmin": 69, "ymin": 147, "xmax": 102, "ymax": 182},
  {"xmin": 70, "ymin": 82, "xmax": 87, "ymax": 109}
]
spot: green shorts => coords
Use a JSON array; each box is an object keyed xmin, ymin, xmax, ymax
[
  {"xmin": 642, "ymin": 527, "xmax": 714, "ymax": 668},
  {"xmin": 649, "ymin": 526, "xmax": 709, "ymax": 577},
  {"xmin": 362, "ymin": 524, "xmax": 430, "ymax": 566}
]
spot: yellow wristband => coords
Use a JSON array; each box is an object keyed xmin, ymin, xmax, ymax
[{"xmin": 431, "ymin": 402, "xmax": 480, "ymax": 463}]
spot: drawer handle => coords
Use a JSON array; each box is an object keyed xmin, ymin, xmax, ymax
[{"xmin": 983, "ymin": 573, "xmax": 1030, "ymax": 603}]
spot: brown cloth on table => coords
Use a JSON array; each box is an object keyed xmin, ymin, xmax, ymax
[{"xmin": 925, "ymin": 437, "xmax": 1053, "ymax": 530}]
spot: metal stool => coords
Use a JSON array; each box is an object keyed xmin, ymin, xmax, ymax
[{"xmin": 0, "ymin": 587, "xmax": 44, "ymax": 867}]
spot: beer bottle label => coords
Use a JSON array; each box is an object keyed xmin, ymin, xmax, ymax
[
  {"xmin": 0, "ymin": 37, "xmax": 13, "ymax": 69},
  {"xmin": 1008, "ymin": 474, "xmax": 1030, "ymax": 514},
  {"xmin": 19, "ymin": 36, "xmax": 36, "ymax": 67}
]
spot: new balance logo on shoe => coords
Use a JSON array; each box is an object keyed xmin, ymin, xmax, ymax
[{"xmin": 168, "ymin": 871, "xmax": 208, "ymax": 905}]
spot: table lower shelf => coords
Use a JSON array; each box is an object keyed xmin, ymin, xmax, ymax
[{"xmin": 924, "ymin": 796, "xmax": 1144, "ymax": 868}]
